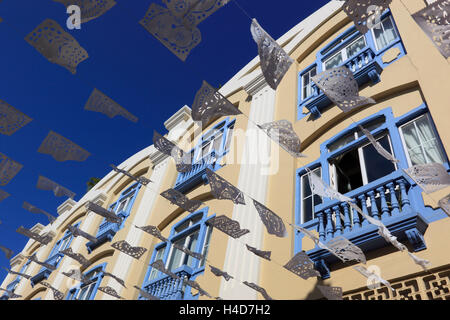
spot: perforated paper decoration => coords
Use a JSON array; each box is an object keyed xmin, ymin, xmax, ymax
[
  {"xmin": 62, "ymin": 268, "xmax": 89, "ymax": 283},
  {"xmin": 0, "ymin": 244, "xmax": 13, "ymax": 260},
  {"xmin": 110, "ymin": 164, "xmax": 151, "ymax": 185},
  {"xmin": 163, "ymin": 0, "xmax": 229, "ymax": 27},
  {"xmin": 139, "ymin": 3, "xmax": 201, "ymax": 61},
  {"xmin": 207, "ymin": 215, "xmax": 250, "ymax": 239},
  {"xmin": 311, "ymin": 66, "xmax": 376, "ymax": 113},
  {"xmin": 17, "ymin": 227, "xmax": 53, "ymax": 246},
  {"xmin": 86, "ymin": 201, "xmax": 122, "ymax": 224},
  {"xmin": 0, "ymin": 288, "xmax": 21, "ymax": 299},
  {"xmin": 68, "ymin": 225, "xmax": 98, "ymax": 244},
  {"xmin": 36, "ymin": 175, "xmax": 76, "ymax": 198},
  {"xmin": 135, "ymin": 225, "xmax": 168, "ymax": 242},
  {"xmin": 209, "ymin": 265, "xmax": 233, "ymax": 281},
  {"xmin": 358, "ymin": 125, "xmax": 399, "ymax": 163},
  {"xmin": 60, "ymin": 248, "xmax": 90, "ymax": 268},
  {"xmin": 111, "ymin": 240, "xmax": 147, "ymax": 260},
  {"xmin": 191, "ymin": 81, "xmax": 242, "ymax": 127},
  {"xmin": 3, "ymin": 267, "xmax": 31, "ymax": 280},
  {"xmin": 258, "ymin": 120, "xmax": 306, "ymax": 158},
  {"xmin": 243, "ymin": 281, "xmax": 273, "ymax": 300},
  {"xmin": 26, "ymin": 254, "xmax": 56, "ymax": 270},
  {"xmin": 250, "ymin": 19, "xmax": 294, "ymax": 90},
  {"xmin": 283, "ymin": 251, "xmax": 320, "ymax": 280},
  {"xmin": 0, "ymin": 99, "xmax": 32, "ymax": 136},
  {"xmin": 25, "ymin": 19, "xmax": 88, "ymax": 74},
  {"xmin": 99, "ymin": 286, "xmax": 123, "ymax": 299},
  {"xmin": 412, "ymin": 0, "xmax": 450, "ymax": 58},
  {"xmin": 150, "ymin": 260, "xmax": 180, "ymax": 280},
  {"xmin": 438, "ymin": 193, "xmax": 450, "ymax": 217},
  {"xmin": 84, "ymin": 89, "xmax": 138, "ymax": 123},
  {"xmin": 353, "ymin": 265, "xmax": 395, "ymax": 292},
  {"xmin": 153, "ymin": 131, "xmax": 192, "ymax": 173},
  {"xmin": 0, "ymin": 189, "xmax": 10, "ymax": 202},
  {"xmin": 22, "ymin": 201, "xmax": 57, "ymax": 224},
  {"xmin": 41, "ymin": 281, "xmax": 65, "ymax": 300},
  {"xmin": 206, "ymin": 168, "xmax": 245, "ymax": 205},
  {"xmin": 317, "ymin": 285, "xmax": 343, "ymax": 300},
  {"xmin": 38, "ymin": 131, "xmax": 90, "ymax": 162},
  {"xmin": 53, "ymin": 0, "xmax": 117, "ymax": 24},
  {"xmin": 246, "ymin": 244, "xmax": 271, "ymax": 261},
  {"xmin": 0, "ymin": 152, "xmax": 23, "ymax": 186},
  {"xmin": 327, "ymin": 236, "xmax": 366, "ymax": 264},
  {"xmin": 404, "ymin": 163, "xmax": 450, "ymax": 194},
  {"xmin": 183, "ymin": 278, "xmax": 212, "ymax": 298},
  {"xmin": 172, "ymin": 242, "xmax": 205, "ymax": 261},
  {"xmin": 103, "ymin": 272, "xmax": 126, "ymax": 288},
  {"xmin": 342, "ymin": 0, "xmax": 392, "ymax": 34},
  {"xmin": 407, "ymin": 252, "xmax": 431, "ymax": 271},
  {"xmin": 307, "ymin": 169, "xmax": 352, "ymax": 203},
  {"xmin": 133, "ymin": 285, "xmax": 160, "ymax": 300},
  {"xmin": 160, "ymin": 188, "xmax": 203, "ymax": 213},
  {"xmin": 252, "ymin": 199, "xmax": 287, "ymax": 238}
]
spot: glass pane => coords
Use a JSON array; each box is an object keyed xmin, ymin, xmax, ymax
[
  {"xmin": 184, "ymin": 231, "xmax": 199, "ymax": 267},
  {"xmin": 310, "ymin": 68, "xmax": 316, "ymax": 77},
  {"xmin": 356, "ymin": 116, "xmax": 386, "ymax": 137},
  {"xmin": 302, "ymin": 198, "xmax": 313, "ymax": 223},
  {"xmin": 302, "ymin": 175, "xmax": 311, "ymax": 197},
  {"xmin": 325, "ymin": 52, "xmax": 343, "ymax": 70},
  {"xmin": 85, "ymin": 282, "xmax": 96, "ymax": 300},
  {"xmin": 174, "ymin": 220, "xmax": 190, "ymax": 235},
  {"xmin": 167, "ymin": 238, "xmax": 185, "ymax": 271},
  {"xmin": 201, "ymin": 142, "xmax": 211, "ymax": 158},
  {"xmin": 213, "ymin": 132, "xmax": 223, "ymax": 153},
  {"xmin": 346, "ymin": 36, "xmax": 366, "ymax": 58},
  {"xmin": 78, "ymin": 286, "xmax": 89, "ymax": 300},
  {"xmin": 328, "ymin": 132, "xmax": 356, "ymax": 152},
  {"xmin": 200, "ymin": 226, "xmax": 213, "ymax": 267},
  {"xmin": 363, "ymin": 136, "xmax": 396, "ymax": 183},
  {"xmin": 333, "ymin": 148, "xmax": 363, "ymax": 194},
  {"xmin": 408, "ymin": 145, "xmax": 427, "ymax": 166},
  {"xmin": 149, "ymin": 247, "xmax": 166, "ymax": 280},
  {"xmin": 423, "ymin": 139, "xmax": 445, "ymax": 164},
  {"xmin": 303, "ymin": 73, "xmax": 310, "ymax": 87},
  {"xmin": 381, "ymin": 17, "xmax": 397, "ymax": 46},
  {"xmin": 225, "ymin": 125, "xmax": 234, "ymax": 151},
  {"xmin": 190, "ymin": 214, "xmax": 202, "ymax": 225},
  {"xmin": 402, "ymin": 122, "xmax": 421, "ymax": 150},
  {"xmin": 373, "ymin": 26, "xmax": 387, "ymax": 50}
]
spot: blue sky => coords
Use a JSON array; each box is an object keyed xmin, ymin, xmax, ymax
[{"xmin": 0, "ymin": 0, "xmax": 330, "ymax": 283}]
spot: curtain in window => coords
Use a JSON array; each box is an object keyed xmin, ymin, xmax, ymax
[{"xmin": 416, "ymin": 116, "xmax": 444, "ymax": 164}]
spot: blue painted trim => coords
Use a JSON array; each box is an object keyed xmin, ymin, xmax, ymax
[
  {"xmin": 140, "ymin": 207, "xmax": 215, "ymax": 300},
  {"xmin": 66, "ymin": 263, "xmax": 107, "ymax": 300}
]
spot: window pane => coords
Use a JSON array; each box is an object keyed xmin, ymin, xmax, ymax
[
  {"xmin": 174, "ymin": 220, "xmax": 190, "ymax": 235},
  {"xmin": 333, "ymin": 148, "xmax": 363, "ymax": 194},
  {"xmin": 213, "ymin": 132, "xmax": 223, "ymax": 152},
  {"xmin": 184, "ymin": 231, "xmax": 199, "ymax": 267},
  {"xmin": 381, "ymin": 17, "xmax": 397, "ymax": 46},
  {"xmin": 374, "ymin": 17, "xmax": 398, "ymax": 50},
  {"xmin": 302, "ymin": 198, "xmax": 313, "ymax": 223},
  {"xmin": 225, "ymin": 125, "xmax": 234, "ymax": 151},
  {"xmin": 346, "ymin": 36, "xmax": 366, "ymax": 58},
  {"xmin": 328, "ymin": 132, "xmax": 356, "ymax": 152},
  {"xmin": 362, "ymin": 136, "xmax": 396, "ymax": 183},
  {"xmin": 302, "ymin": 175, "xmax": 311, "ymax": 198},
  {"xmin": 402, "ymin": 122, "xmax": 421, "ymax": 150},
  {"xmin": 423, "ymin": 140, "xmax": 445, "ymax": 164},
  {"xmin": 374, "ymin": 26, "xmax": 387, "ymax": 50},
  {"xmin": 325, "ymin": 52, "xmax": 343, "ymax": 70},
  {"xmin": 167, "ymin": 238, "xmax": 185, "ymax": 271},
  {"xmin": 149, "ymin": 247, "xmax": 165, "ymax": 280},
  {"xmin": 200, "ymin": 226, "xmax": 213, "ymax": 267}
]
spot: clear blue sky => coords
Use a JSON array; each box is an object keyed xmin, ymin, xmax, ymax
[{"xmin": 0, "ymin": 0, "xmax": 330, "ymax": 283}]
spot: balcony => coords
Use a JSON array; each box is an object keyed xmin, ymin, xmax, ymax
[
  {"xmin": 86, "ymin": 212, "xmax": 125, "ymax": 253},
  {"xmin": 301, "ymin": 47, "xmax": 382, "ymax": 119},
  {"xmin": 30, "ymin": 253, "xmax": 63, "ymax": 286},
  {"xmin": 173, "ymin": 152, "xmax": 217, "ymax": 193},
  {"xmin": 299, "ymin": 170, "xmax": 429, "ymax": 279},
  {"xmin": 140, "ymin": 265, "xmax": 198, "ymax": 300}
]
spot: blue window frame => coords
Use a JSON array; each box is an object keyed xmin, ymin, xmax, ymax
[
  {"xmin": 66, "ymin": 263, "xmax": 106, "ymax": 300},
  {"xmin": 140, "ymin": 208, "xmax": 215, "ymax": 300},
  {"xmin": 30, "ymin": 223, "xmax": 79, "ymax": 286},
  {"xmin": 294, "ymin": 104, "xmax": 448, "ymax": 278},
  {"xmin": 298, "ymin": 10, "xmax": 406, "ymax": 120},
  {"xmin": 86, "ymin": 183, "xmax": 142, "ymax": 253},
  {"xmin": 173, "ymin": 118, "xmax": 235, "ymax": 193}
]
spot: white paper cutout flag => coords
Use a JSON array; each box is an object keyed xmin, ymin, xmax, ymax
[
  {"xmin": 36, "ymin": 175, "xmax": 76, "ymax": 199},
  {"xmin": 38, "ymin": 131, "xmax": 90, "ymax": 162},
  {"xmin": 0, "ymin": 189, "xmax": 10, "ymax": 202},
  {"xmin": 312, "ymin": 66, "xmax": 376, "ymax": 113},
  {"xmin": 23, "ymin": 201, "xmax": 57, "ymax": 224},
  {"xmin": 438, "ymin": 193, "xmax": 450, "ymax": 217},
  {"xmin": 307, "ymin": 169, "xmax": 352, "ymax": 203},
  {"xmin": 404, "ymin": 163, "xmax": 450, "ymax": 194},
  {"xmin": 250, "ymin": 19, "xmax": 294, "ymax": 90},
  {"xmin": 342, "ymin": 0, "xmax": 393, "ymax": 34},
  {"xmin": 139, "ymin": 3, "xmax": 202, "ymax": 61},
  {"xmin": 0, "ymin": 99, "xmax": 32, "ymax": 136},
  {"xmin": 353, "ymin": 265, "xmax": 395, "ymax": 292},
  {"xmin": 25, "ymin": 19, "xmax": 89, "ymax": 74},
  {"xmin": 85, "ymin": 89, "xmax": 138, "ymax": 123},
  {"xmin": 258, "ymin": 120, "xmax": 307, "ymax": 158},
  {"xmin": 0, "ymin": 152, "xmax": 23, "ymax": 186},
  {"xmin": 358, "ymin": 125, "xmax": 399, "ymax": 164}
]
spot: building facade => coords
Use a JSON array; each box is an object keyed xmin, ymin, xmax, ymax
[{"xmin": 1, "ymin": 0, "xmax": 449, "ymax": 300}]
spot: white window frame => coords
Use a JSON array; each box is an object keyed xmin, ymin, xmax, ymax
[
  {"xmin": 300, "ymin": 167, "xmax": 322, "ymax": 224},
  {"xmin": 370, "ymin": 15, "xmax": 399, "ymax": 52},
  {"xmin": 301, "ymin": 67, "xmax": 317, "ymax": 100},
  {"xmin": 323, "ymin": 35, "xmax": 366, "ymax": 70},
  {"xmin": 399, "ymin": 113, "xmax": 446, "ymax": 167}
]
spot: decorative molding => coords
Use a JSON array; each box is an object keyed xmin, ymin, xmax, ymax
[
  {"xmin": 10, "ymin": 253, "xmax": 25, "ymax": 269},
  {"xmin": 243, "ymin": 72, "xmax": 269, "ymax": 97},
  {"xmin": 89, "ymin": 192, "xmax": 108, "ymax": 206},
  {"xmin": 164, "ymin": 105, "xmax": 192, "ymax": 132},
  {"xmin": 56, "ymin": 198, "xmax": 77, "ymax": 216},
  {"xmin": 30, "ymin": 223, "xmax": 45, "ymax": 235},
  {"xmin": 149, "ymin": 147, "xmax": 169, "ymax": 167}
]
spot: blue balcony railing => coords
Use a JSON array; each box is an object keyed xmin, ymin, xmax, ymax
[
  {"xmin": 30, "ymin": 252, "xmax": 63, "ymax": 286},
  {"xmin": 86, "ymin": 212, "xmax": 125, "ymax": 253},
  {"xmin": 173, "ymin": 152, "xmax": 217, "ymax": 193},
  {"xmin": 299, "ymin": 170, "xmax": 429, "ymax": 279},
  {"xmin": 141, "ymin": 265, "xmax": 195, "ymax": 300},
  {"xmin": 302, "ymin": 47, "xmax": 382, "ymax": 119}
]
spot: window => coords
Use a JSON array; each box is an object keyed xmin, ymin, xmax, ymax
[
  {"xmin": 301, "ymin": 67, "xmax": 317, "ymax": 100},
  {"xmin": 300, "ymin": 168, "xmax": 323, "ymax": 223},
  {"xmin": 400, "ymin": 114, "xmax": 446, "ymax": 166},
  {"xmin": 324, "ymin": 35, "xmax": 366, "ymax": 70},
  {"xmin": 67, "ymin": 266, "xmax": 104, "ymax": 300},
  {"xmin": 329, "ymin": 127, "xmax": 396, "ymax": 194},
  {"xmin": 148, "ymin": 246, "xmax": 166, "ymax": 281},
  {"xmin": 372, "ymin": 15, "xmax": 399, "ymax": 51}
]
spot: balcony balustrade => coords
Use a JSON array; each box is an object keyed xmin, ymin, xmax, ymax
[
  {"xmin": 173, "ymin": 152, "xmax": 217, "ymax": 193},
  {"xmin": 86, "ymin": 212, "xmax": 125, "ymax": 253},
  {"xmin": 300, "ymin": 170, "xmax": 428, "ymax": 279},
  {"xmin": 141, "ymin": 266, "xmax": 195, "ymax": 300},
  {"xmin": 30, "ymin": 252, "xmax": 63, "ymax": 286}
]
